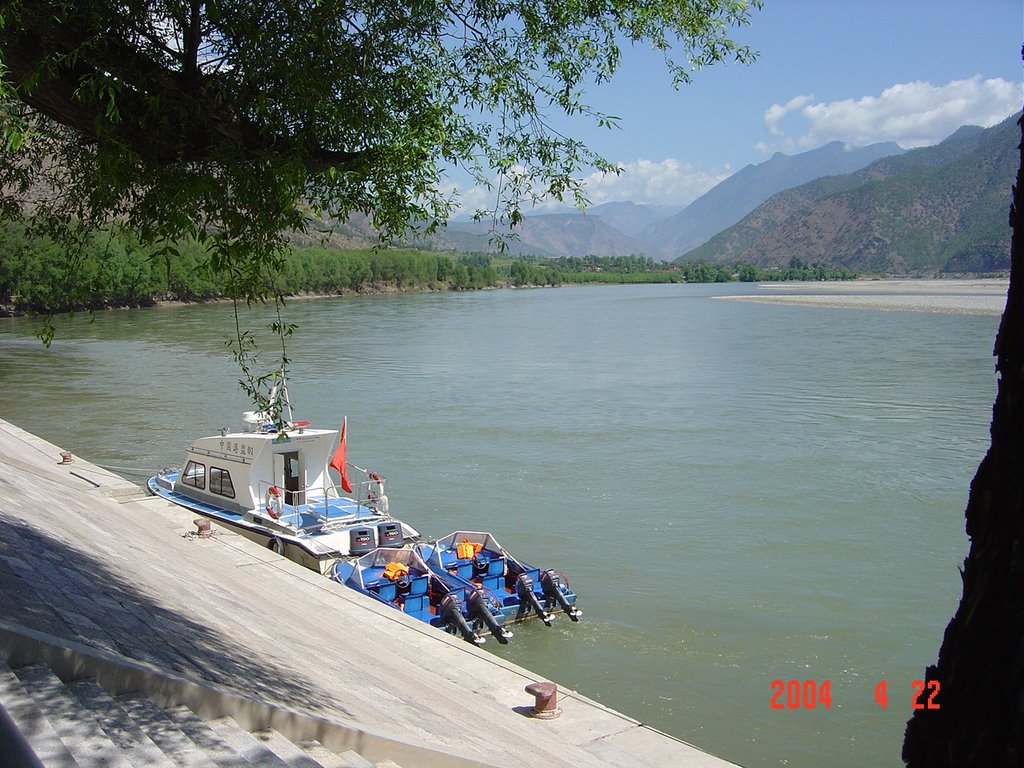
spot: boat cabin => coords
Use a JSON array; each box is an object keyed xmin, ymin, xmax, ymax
[{"xmin": 174, "ymin": 424, "xmax": 338, "ymax": 516}]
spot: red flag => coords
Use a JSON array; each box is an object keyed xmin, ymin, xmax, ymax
[{"xmin": 329, "ymin": 417, "xmax": 353, "ymax": 493}]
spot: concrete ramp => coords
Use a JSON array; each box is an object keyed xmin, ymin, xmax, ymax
[{"xmin": 0, "ymin": 418, "xmax": 741, "ymax": 768}]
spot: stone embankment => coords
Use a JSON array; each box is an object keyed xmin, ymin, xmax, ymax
[{"xmin": 0, "ymin": 418, "xmax": 740, "ymax": 768}]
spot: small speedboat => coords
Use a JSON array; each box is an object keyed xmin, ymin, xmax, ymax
[
  {"xmin": 329, "ymin": 547, "xmax": 512, "ymax": 645},
  {"xmin": 147, "ymin": 372, "xmax": 419, "ymax": 574},
  {"xmin": 417, "ymin": 531, "xmax": 581, "ymax": 625}
]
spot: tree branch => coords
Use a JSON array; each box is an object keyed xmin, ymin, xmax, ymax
[{"xmin": 3, "ymin": 8, "xmax": 364, "ymax": 171}]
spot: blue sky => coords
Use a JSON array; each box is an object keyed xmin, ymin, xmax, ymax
[{"xmin": 454, "ymin": 0, "xmax": 1023, "ymax": 213}]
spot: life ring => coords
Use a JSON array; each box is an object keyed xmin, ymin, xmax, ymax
[{"xmin": 265, "ymin": 486, "xmax": 283, "ymax": 519}]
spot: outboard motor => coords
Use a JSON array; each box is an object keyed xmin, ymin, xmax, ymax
[
  {"xmin": 377, "ymin": 521, "xmax": 404, "ymax": 548},
  {"xmin": 349, "ymin": 527, "xmax": 376, "ymax": 555},
  {"xmin": 439, "ymin": 593, "xmax": 483, "ymax": 644},
  {"xmin": 515, "ymin": 573, "xmax": 552, "ymax": 626},
  {"xmin": 466, "ymin": 589, "xmax": 512, "ymax": 644},
  {"xmin": 540, "ymin": 569, "xmax": 581, "ymax": 621}
]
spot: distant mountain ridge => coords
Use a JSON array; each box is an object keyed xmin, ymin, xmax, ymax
[
  {"xmin": 437, "ymin": 213, "xmax": 645, "ymax": 257},
  {"xmin": 639, "ymin": 140, "xmax": 905, "ymax": 258},
  {"xmin": 680, "ymin": 113, "xmax": 1018, "ymax": 274},
  {"xmin": 583, "ymin": 201, "xmax": 685, "ymax": 238},
  {"xmin": 430, "ymin": 141, "xmax": 905, "ymax": 260},
  {"xmin": 302, "ymin": 115, "xmax": 1017, "ymax": 275}
]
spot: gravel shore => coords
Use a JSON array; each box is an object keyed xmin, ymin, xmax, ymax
[{"xmin": 714, "ymin": 278, "xmax": 1009, "ymax": 316}]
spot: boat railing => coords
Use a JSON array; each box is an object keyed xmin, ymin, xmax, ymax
[
  {"xmin": 318, "ymin": 463, "xmax": 390, "ymax": 518},
  {"xmin": 321, "ymin": 475, "xmax": 388, "ymax": 513},
  {"xmin": 255, "ymin": 477, "xmax": 387, "ymax": 532}
]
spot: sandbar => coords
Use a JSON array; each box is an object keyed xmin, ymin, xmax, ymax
[{"xmin": 714, "ymin": 279, "xmax": 1010, "ymax": 316}]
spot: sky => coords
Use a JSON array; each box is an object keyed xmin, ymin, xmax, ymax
[{"xmin": 453, "ymin": 0, "xmax": 1024, "ymax": 214}]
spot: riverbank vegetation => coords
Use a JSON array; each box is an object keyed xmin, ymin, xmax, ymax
[{"xmin": 0, "ymin": 225, "xmax": 859, "ymax": 316}]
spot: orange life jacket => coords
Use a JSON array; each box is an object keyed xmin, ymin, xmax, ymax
[
  {"xmin": 456, "ymin": 540, "xmax": 483, "ymax": 559},
  {"xmin": 383, "ymin": 561, "xmax": 410, "ymax": 581}
]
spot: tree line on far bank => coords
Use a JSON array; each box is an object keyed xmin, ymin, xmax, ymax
[{"xmin": 0, "ymin": 225, "xmax": 858, "ymax": 315}]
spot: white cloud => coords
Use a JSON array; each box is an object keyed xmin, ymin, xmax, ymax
[
  {"xmin": 764, "ymin": 94, "xmax": 815, "ymax": 137},
  {"xmin": 446, "ymin": 157, "xmax": 732, "ymax": 214},
  {"xmin": 448, "ymin": 182, "xmax": 498, "ymax": 218},
  {"xmin": 760, "ymin": 76, "xmax": 1022, "ymax": 154},
  {"xmin": 581, "ymin": 158, "xmax": 732, "ymax": 206}
]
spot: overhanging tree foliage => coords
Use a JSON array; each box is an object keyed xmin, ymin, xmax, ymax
[{"xmin": 0, "ymin": 0, "xmax": 760, "ymax": 309}]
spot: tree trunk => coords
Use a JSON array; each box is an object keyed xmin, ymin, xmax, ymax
[{"xmin": 901, "ymin": 107, "xmax": 1024, "ymax": 765}]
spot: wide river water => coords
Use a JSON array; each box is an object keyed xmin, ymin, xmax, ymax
[{"xmin": 0, "ymin": 281, "xmax": 1005, "ymax": 768}]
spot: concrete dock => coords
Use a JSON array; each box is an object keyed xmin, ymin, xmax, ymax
[{"xmin": 0, "ymin": 417, "xmax": 740, "ymax": 767}]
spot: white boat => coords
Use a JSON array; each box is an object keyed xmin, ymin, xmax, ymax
[{"xmin": 147, "ymin": 373, "xmax": 419, "ymax": 573}]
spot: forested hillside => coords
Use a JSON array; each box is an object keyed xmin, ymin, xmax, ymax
[
  {"xmin": 0, "ymin": 224, "xmax": 860, "ymax": 316},
  {"xmin": 0, "ymin": 227, "xmax": 502, "ymax": 314}
]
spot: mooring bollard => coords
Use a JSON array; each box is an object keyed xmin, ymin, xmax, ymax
[
  {"xmin": 525, "ymin": 681, "xmax": 561, "ymax": 719},
  {"xmin": 59, "ymin": 451, "xmax": 73, "ymax": 464},
  {"xmin": 193, "ymin": 518, "xmax": 212, "ymax": 537}
]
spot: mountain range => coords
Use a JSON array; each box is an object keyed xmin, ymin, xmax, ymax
[
  {"xmin": 640, "ymin": 140, "xmax": 906, "ymax": 258},
  {"xmin": 435, "ymin": 139, "xmax": 906, "ymax": 259},
  {"xmin": 311, "ymin": 112, "xmax": 1018, "ymax": 275},
  {"xmin": 682, "ymin": 114, "xmax": 1018, "ymax": 274}
]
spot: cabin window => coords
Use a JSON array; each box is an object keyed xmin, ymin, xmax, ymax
[
  {"xmin": 209, "ymin": 466, "xmax": 236, "ymax": 499},
  {"xmin": 182, "ymin": 460, "xmax": 205, "ymax": 489}
]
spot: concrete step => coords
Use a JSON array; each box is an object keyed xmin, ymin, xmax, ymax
[
  {"xmin": 0, "ymin": 660, "xmax": 396, "ymax": 768},
  {"xmin": 295, "ymin": 740, "xmax": 351, "ymax": 768},
  {"xmin": 115, "ymin": 692, "xmax": 227, "ymax": 768},
  {"xmin": 67, "ymin": 679, "xmax": 178, "ymax": 768},
  {"xmin": 244, "ymin": 728, "xmax": 331, "ymax": 768},
  {"xmin": 0, "ymin": 661, "xmax": 78, "ymax": 767},
  {"xmin": 305, "ymin": 749, "xmax": 401, "ymax": 768},
  {"xmin": 200, "ymin": 716, "xmax": 299, "ymax": 768},
  {"xmin": 333, "ymin": 751, "xmax": 374, "ymax": 768},
  {"xmin": 14, "ymin": 663, "xmax": 134, "ymax": 768},
  {"xmin": 163, "ymin": 706, "xmax": 281, "ymax": 767}
]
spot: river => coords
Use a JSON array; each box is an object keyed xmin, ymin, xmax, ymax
[{"xmin": 0, "ymin": 280, "xmax": 1003, "ymax": 768}]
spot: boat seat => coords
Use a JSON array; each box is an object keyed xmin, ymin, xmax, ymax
[
  {"xmin": 480, "ymin": 574, "xmax": 503, "ymax": 593},
  {"xmin": 402, "ymin": 594, "xmax": 433, "ymax": 623},
  {"xmin": 521, "ymin": 566, "xmax": 542, "ymax": 583},
  {"xmin": 403, "ymin": 594, "xmax": 429, "ymax": 614},
  {"xmin": 486, "ymin": 557, "xmax": 505, "ymax": 576},
  {"xmin": 469, "ymin": 553, "xmax": 504, "ymax": 576},
  {"xmin": 439, "ymin": 551, "xmax": 458, "ymax": 567},
  {"xmin": 373, "ymin": 583, "xmax": 397, "ymax": 602},
  {"xmin": 408, "ymin": 575, "xmax": 428, "ymax": 596}
]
